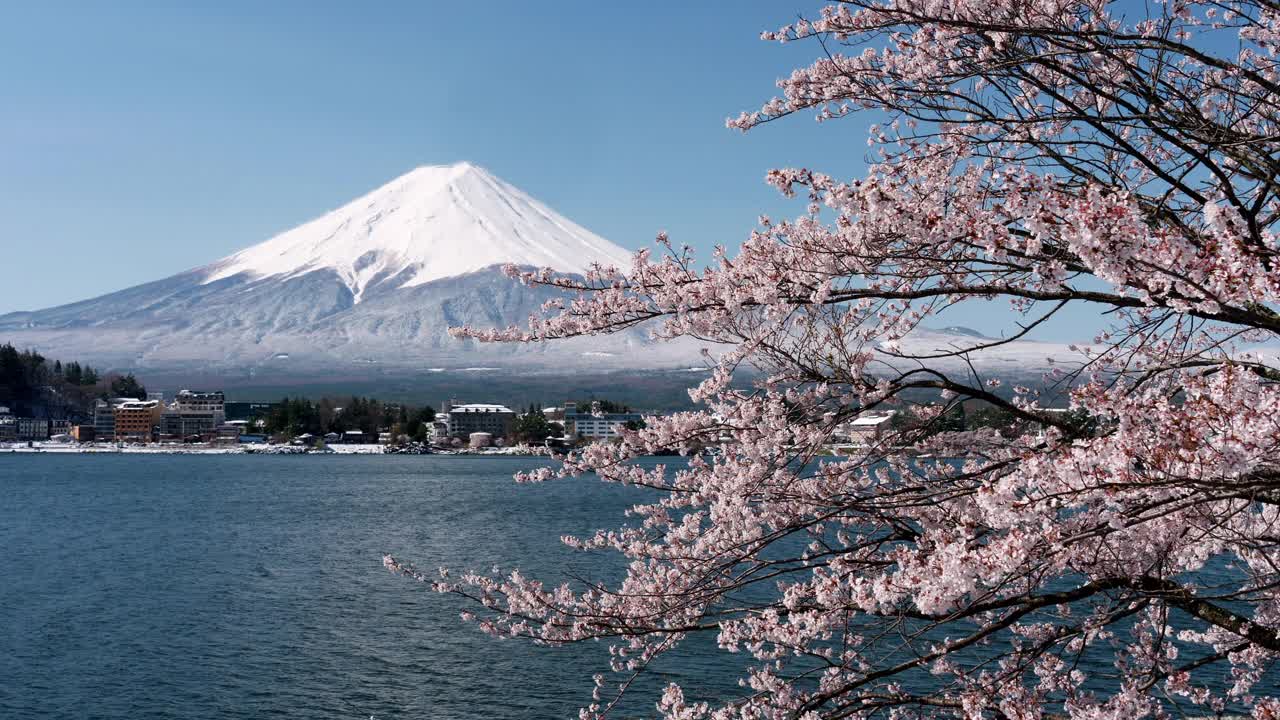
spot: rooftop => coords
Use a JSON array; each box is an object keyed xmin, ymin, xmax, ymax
[
  {"xmin": 117, "ymin": 400, "xmax": 161, "ymax": 410},
  {"xmin": 850, "ymin": 414, "xmax": 894, "ymax": 426},
  {"xmin": 450, "ymin": 404, "xmax": 514, "ymax": 413}
]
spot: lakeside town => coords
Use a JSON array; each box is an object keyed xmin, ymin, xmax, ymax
[
  {"xmin": 0, "ymin": 388, "xmax": 905, "ymax": 455},
  {"xmin": 1, "ymin": 343, "xmax": 1077, "ymax": 456},
  {"xmin": 0, "ymin": 344, "xmax": 908, "ymax": 454},
  {"xmin": 0, "ymin": 338, "xmax": 914, "ymax": 455}
]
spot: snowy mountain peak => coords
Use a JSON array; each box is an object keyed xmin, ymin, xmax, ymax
[{"xmin": 203, "ymin": 163, "xmax": 633, "ymax": 302}]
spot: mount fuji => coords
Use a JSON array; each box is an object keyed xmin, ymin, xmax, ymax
[
  {"xmin": 204, "ymin": 162, "xmax": 633, "ymax": 303},
  {"xmin": 0, "ymin": 162, "xmax": 1079, "ymax": 392},
  {"xmin": 0, "ymin": 163, "xmax": 694, "ymax": 376}
]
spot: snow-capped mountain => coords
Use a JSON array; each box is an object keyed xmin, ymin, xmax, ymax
[
  {"xmin": 0, "ymin": 163, "xmax": 688, "ymax": 374},
  {"xmin": 203, "ymin": 162, "xmax": 633, "ymax": 303},
  {"xmin": 0, "ymin": 162, "xmax": 1079, "ymax": 381}
]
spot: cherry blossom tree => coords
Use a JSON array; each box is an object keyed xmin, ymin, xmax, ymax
[{"xmin": 387, "ymin": 1, "xmax": 1280, "ymax": 717}]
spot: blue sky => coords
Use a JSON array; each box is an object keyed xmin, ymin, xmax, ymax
[{"xmin": 0, "ymin": 1, "xmax": 1099, "ymax": 340}]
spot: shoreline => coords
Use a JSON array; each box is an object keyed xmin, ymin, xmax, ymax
[{"xmin": 0, "ymin": 442, "xmax": 557, "ymax": 457}]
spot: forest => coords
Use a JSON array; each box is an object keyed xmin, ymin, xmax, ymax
[
  {"xmin": 0, "ymin": 343, "xmax": 147, "ymax": 418},
  {"xmin": 260, "ymin": 395, "xmax": 435, "ymax": 441}
]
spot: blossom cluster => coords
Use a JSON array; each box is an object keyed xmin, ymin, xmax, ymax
[{"xmin": 393, "ymin": 1, "xmax": 1280, "ymax": 718}]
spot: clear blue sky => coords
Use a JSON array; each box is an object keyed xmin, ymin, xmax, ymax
[{"xmin": 0, "ymin": 0, "xmax": 1098, "ymax": 340}]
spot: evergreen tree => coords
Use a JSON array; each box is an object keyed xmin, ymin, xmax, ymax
[
  {"xmin": 575, "ymin": 399, "xmax": 630, "ymax": 414},
  {"xmin": 514, "ymin": 405, "xmax": 552, "ymax": 443},
  {"xmin": 404, "ymin": 405, "xmax": 436, "ymax": 442},
  {"xmin": 109, "ymin": 374, "xmax": 147, "ymax": 400}
]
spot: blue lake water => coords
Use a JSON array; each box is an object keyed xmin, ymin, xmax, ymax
[
  {"xmin": 2, "ymin": 454, "xmax": 1272, "ymax": 718},
  {"xmin": 0, "ymin": 454, "xmax": 730, "ymax": 719}
]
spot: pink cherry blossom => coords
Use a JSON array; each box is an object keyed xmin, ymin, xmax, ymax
[{"xmin": 392, "ymin": 2, "xmax": 1280, "ymax": 717}]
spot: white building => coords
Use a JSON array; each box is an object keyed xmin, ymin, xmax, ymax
[
  {"xmin": 562, "ymin": 402, "xmax": 644, "ymax": 441},
  {"xmin": 837, "ymin": 412, "xmax": 896, "ymax": 446},
  {"xmin": 431, "ymin": 419, "xmax": 450, "ymax": 444}
]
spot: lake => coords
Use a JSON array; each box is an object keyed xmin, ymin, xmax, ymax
[
  {"xmin": 3, "ymin": 453, "xmax": 1271, "ymax": 719},
  {"xmin": 0, "ymin": 454, "xmax": 728, "ymax": 719}
]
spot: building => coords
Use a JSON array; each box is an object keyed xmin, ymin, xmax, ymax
[
  {"xmin": 469, "ymin": 431, "xmax": 493, "ymax": 449},
  {"xmin": 562, "ymin": 402, "xmax": 645, "ymax": 441},
  {"xmin": 160, "ymin": 410, "xmax": 218, "ymax": 440},
  {"xmin": 71, "ymin": 425, "xmax": 96, "ymax": 442},
  {"xmin": 17, "ymin": 417, "xmax": 50, "ymax": 441},
  {"xmin": 430, "ymin": 419, "xmax": 450, "ymax": 445},
  {"xmin": 175, "ymin": 390, "xmax": 226, "ymax": 424},
  {"xmin": 0, "ymin": 406, "xmax": 15, "ymax": 441},
  {"xmin": 215, "ymin": 424, "xmax": 243, "ymax": 442},
  {"xmin": 156, "ymin": 390, "xmax": 227, "ymax": 441},
  {"xmin": 114, "ymin": 400, "xmax": 163, "ymax": 442},
  {"xmin": 445, "ymin": 403, "xmax": 516, "ymax": 440},
  {"xmin": 838, "ymin": 413, "xmax": 896, "ymax": 446},
  {"xmin": 50, "ymin": 419, "xmax": 71, "ymax": 437},
  {"xmin": 224, "ymin": 401, "xmax": 278, "ymax": 422},
  {"xmin": 92, "ymin": 398, "xmax": 135, "ymax": 442}
]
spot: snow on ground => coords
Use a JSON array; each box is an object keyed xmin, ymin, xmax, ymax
[
  {"xmin": 1, "ymin": 442, "xmax": 244, "ymax": 454},
  {"xmin": 0, "ymin": 442, "xmax": 553, "ymax": 456},
  {"xmin": 324, "ymin": 444, "xmax": 385, "ymax": 454}
]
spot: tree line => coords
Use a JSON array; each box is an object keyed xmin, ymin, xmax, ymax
[
  {"xmin": 0, "ymin": 343, "xmax": 148, "ymax": 418},
  {"xmin": 261, "ymin": 396, "xmax": 435, "ymax": 442}
]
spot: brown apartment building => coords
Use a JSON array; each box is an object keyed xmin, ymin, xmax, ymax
[{"xmin": 114, "ymin": 400, "xmax": 163, "ymax": 442}]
